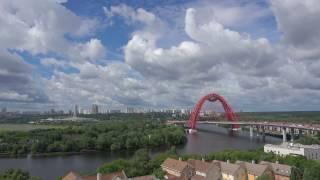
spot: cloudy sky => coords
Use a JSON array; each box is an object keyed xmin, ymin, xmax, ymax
[{"xmin": 0, "ymin": 0, "xmax": 320, "ymax": 112}]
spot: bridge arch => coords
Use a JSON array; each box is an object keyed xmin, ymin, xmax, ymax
[{"xmin": 188, "ymin": 93, "xmax": 239, "ymax": 130}]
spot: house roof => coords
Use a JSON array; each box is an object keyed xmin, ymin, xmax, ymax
[
  {"xmin": 83, "ymin": 171, "xmax": 127, "ymax": 180},
  {"xmin": 62, "ymin": 171, "xmax": 82, "ymax": 180},
  {"xmin": 213, "ymin": 160, "xmax": 241, "ymax": 175},
  {"xmin": 131, "ymin": 175, "xmax": 156, "ymax": 180},
  {"xmin": 236, "ymin": 161, "xmax": 268, "ymax": 176},
  {"xmin": 260, "ymin": 161, "xmax": 291, "ymax": 177},
  {"xmin": 165, "ymin": 173, "xmax": 187, "ymax": 180},
  {"xmin": 191, "ymin": 174, "xmax": 205, "ymax": 180},
  {"xmin": 161, "ymin": 158, "xmax": 189, "ymax": 173},
  {"xmin": 187, "ymin": 159, "xmax": 210, "ymax": 173}
]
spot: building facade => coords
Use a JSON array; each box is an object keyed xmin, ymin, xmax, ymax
[{"xmin": 264, "ymin": 142, "xmax": 320, "ymax": 160}]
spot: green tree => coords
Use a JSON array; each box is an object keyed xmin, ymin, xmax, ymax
[
  {"xmin": 0, "ymin": 169, "xmax": 41, "ymax": 180},
  {"xmin": 290, "ymin": 166, "xmax": 303, "ymax": 180},
  {"xmin": 97, "ymin": 159, "xmax": 130, "ymax": 174},
  {"xmin": 152, "ymin": 168, "xmax": 165, "ymax": 179},
  {"xmin": 303, "ymin": 162, "xmax": 320, "ymax": 180}
]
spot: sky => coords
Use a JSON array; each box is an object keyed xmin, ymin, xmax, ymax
[{"xmin": 0, "ymin": 0, "xmax": 320, "ymax": 112}]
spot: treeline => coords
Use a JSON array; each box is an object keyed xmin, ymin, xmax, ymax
[
  {"xmin": 97, "ymin": 147, "xmax": 178, "ymax": 178},
  {"xmin": 237, "ymin": 111, "xmax": 320, "ymax": 123},
  {"xmin": 0, "ymin": 169, "xmax": 41, "ymax": 180},
  {"xmin": 295, "ymin": 136, "xmax": 320, "ymax": 145},
  {"xmin": 98, "ymin": 147, "xmax": 320, "ymax": 180},
  {"xmin": 0, "ymin": 120, "xmax": 186, "ymax": 156}
]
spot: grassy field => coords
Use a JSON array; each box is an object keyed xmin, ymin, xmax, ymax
[{"xmin": 0, "ymin": 124, "xmax": 63, "ymax": 131}]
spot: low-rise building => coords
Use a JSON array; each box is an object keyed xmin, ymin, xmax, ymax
[
  {"xmin": 204, "ymin": 162, "xmax": 222, "ymax": 180},
  {"xmin": 62, "ymin": 171, "xmax": 127, "ymax": 180},
  {"xmin": 187, "ymin": 159, "xmax": 210, "ymax": 177},
  {"xmin": 236, "ymin": 161, "xmax": 273, "ymax": 180},
  {"xmin": 213, "ymin": 160, "xmax": 247, "ymax": 180},
  {"xmin": 187, "ymin": 159, "xmax": 221, "ymax": 180},
  {"xmin": 259, "ymin": 161, "xmax": 291, "ymax": 180},
  {"xmin": 161, "ymin": 158, "xmax": 195, "ymax": 179},
  {"xmin": 264, "ymin": 142, "xmax": 320, "ymax": 160},
  {"xmin": 130, "ymin": 175, "xmax": 157, "ymax": 180}
]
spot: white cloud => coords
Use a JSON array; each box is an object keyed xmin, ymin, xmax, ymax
[
  {"xmin": 1, "ymin": 1, "xmax": 320, "ymax": 111},
  {"xmin": 104, "ymin": 4, "xmax": 156, "ymax": 25},
  {"xmin": 271, "ymin": 0, "xmax": 320, "ymax": 49}
]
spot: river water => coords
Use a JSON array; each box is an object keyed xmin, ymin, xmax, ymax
[{"xmin": 0, "ymin": 125, "xmax": 281, "ymax": 179}]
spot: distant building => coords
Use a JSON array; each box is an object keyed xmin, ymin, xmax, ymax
[
  {"xmin": 74, "ymin": 105, "xmax": 79, "ymax": 117},
  {"xmin": 264, "ymin": 142, "xmax": 320, "ymax": 160},
  {"xmin": 92, "ymin": 104, "xmax": 99, "ymax": 114},
  {"xmin": 1, "ymin": 107, "xmax": 7, "ymax": 114},
  {"xmin": 50, "ymin": 109, "xmax": 56, "ymax": 114},
  {"xmin": 110, "ymin": 109, "xmax": 121, "ymax": 113},
  {"xmin": 260, "ymin": 161, "xmax": 291, "ymax": 180},
  {"xmin": 126, "ymin": 107, "xmax": 135, "ymax": 113}
]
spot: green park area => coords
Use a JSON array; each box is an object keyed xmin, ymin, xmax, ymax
[{"xmin": 0, "ymin": 124, "xmax": 63, "ymax": 132}]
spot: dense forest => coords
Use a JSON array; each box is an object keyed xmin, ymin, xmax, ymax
[
  {"xmin": 0, "ymin": 169, "xmax": 40, "ymax": 180},
  {"xmin": 237, "ymin": 111, "xmax": 320, "ymax": 123},
  {"xmin": 0, "ymin": 120, "xmax": 186, "ymax": 156},
  {"xmin": 97, "ymin": 147, "xmax": 320, "ymax": 180},
  {"xmin": 0, "ymin": 112, "xmax": 175, "ymax": 124}
]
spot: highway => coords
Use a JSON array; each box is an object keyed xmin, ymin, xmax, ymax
[{"xmin": 167, "ymin": 120, "xmax": 320, "ymax": 131}]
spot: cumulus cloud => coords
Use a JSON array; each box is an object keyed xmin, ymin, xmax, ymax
[
  {"xmin": 0, "ymin": 0, "xmax": 100, "ymax": 109},
  {"xmin": 125, "ymin": 7, "xmax": 280, "ymax": 86},
  {"xmin": 271, "ymin": 0, "xmax": 320, "ymax": 49},
  {"xmin": 104, "ymin": 4, "xmax": 156, "ymax": 25},
  {"xmin": 1, "ymin": 0, "xmax": 320, "ymax": 111}
]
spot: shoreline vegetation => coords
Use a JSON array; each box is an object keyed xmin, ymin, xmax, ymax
[
  {"xmin": 3, "ymin": 147, "xmax": 320, "ymax": 180},
  {"xmin": 94, "ymin": 147, "xmax": 319, "ymax": 180},
  {"xmin": 0, "ymin": 120, "xmax": 187, "ymax": 157}
]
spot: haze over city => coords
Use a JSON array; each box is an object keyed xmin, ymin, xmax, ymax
[{"xmin": 1, "ymin": 0, "xmax": 320, "ymax": 112}]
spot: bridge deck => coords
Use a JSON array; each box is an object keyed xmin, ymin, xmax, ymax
[{"xmin": 167, "ymin": 120, "xmax": 320, "ymax": 131}]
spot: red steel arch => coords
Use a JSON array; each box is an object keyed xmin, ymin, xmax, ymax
[{"xmin": 188, "ymin": 93, "xmax": 239, "ymax": 130}]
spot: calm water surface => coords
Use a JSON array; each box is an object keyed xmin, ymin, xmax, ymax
[{"xmin": 0, "ymin": 125, "xmax": 281, "ymax": 179}]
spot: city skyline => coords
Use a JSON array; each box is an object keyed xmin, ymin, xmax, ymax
[{"xmin": 1, "ymin": 0, "xmax": 320, "ymax": 112}]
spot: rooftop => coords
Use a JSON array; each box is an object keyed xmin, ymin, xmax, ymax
[
  {"xmin": 236, "ymin": 161, "xmax": 268, "ymax": 176},
  {"xmin": 62, "ymin": 171, "xmax": 127, "ymax": 180},
  {"xmin": 161, "ymin": 158, "xmax": 189, "ymax": 173},
  {"xmin": 131, "ymin": 175, "xmax": 156, "ymax": 180},
  {"xmin": 212, "ymin": 160, "xmax": 241, "ymax": 175},
  {"xmin": 187, "ymin": 159, "xmax": 210, "ymax": 173},
  {"xmin": 83, "ymin": 171, "xmax": 127, "ymax": 180},
  {"xmin": 260, "ymin": 161, "xmax": 291, "ymax": 177},
  {"xmin": 62, "ymin": 171, "xmax": 82, "ymax": 180},
  {"xmin": 265, "ymin": 142, "xmax": 320, "ymax": 150}
]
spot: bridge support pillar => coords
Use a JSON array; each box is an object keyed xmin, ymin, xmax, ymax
[
  {"xmin": 306, "ymin": 130, "xmax": 310, "ymax": 136},
  {"xmin": 249, "ymin": 126, "xmax": 253, "ymax": 137},
  {"xmin": 290, "ymin": 128, "xmax": 294, "ymax": 142},
  {"xmin": 282, "ymin": 128, "xmax": 286, "ymax": 142},
  {"xmin": 262, "ymin": 126, "xmax": 265, "ymax": 141}
]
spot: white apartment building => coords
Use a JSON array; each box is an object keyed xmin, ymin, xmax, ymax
[{"xmin": 264, "ymin": 142, "xmax": 320, "ymax": 160}]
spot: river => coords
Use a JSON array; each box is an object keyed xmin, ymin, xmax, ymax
[{"xmin": 0, "ymin": 125, "xmax": 281, "ymax": 179}]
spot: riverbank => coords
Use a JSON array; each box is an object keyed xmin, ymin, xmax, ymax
[
  {"xmin": 0, "ymin": 125, "xmax": 282, "ymax": 180},
  {"xmin": 97, "ymin": 147, "xmax": 320, "ymax": 180}
]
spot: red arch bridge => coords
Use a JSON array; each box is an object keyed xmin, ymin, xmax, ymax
[{"xmin": 167, "ymin": 92, "xmax": 320, "ymax": 141}]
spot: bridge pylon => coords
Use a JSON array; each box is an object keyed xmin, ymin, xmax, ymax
[{"xmin": 188, "ymin": 93, "xmax": 240, "ymax": 133}]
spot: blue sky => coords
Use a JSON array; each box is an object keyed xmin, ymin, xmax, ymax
[{"xmin": 0, "ymin": 0, "xmax": 320, "ymax": 112}]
